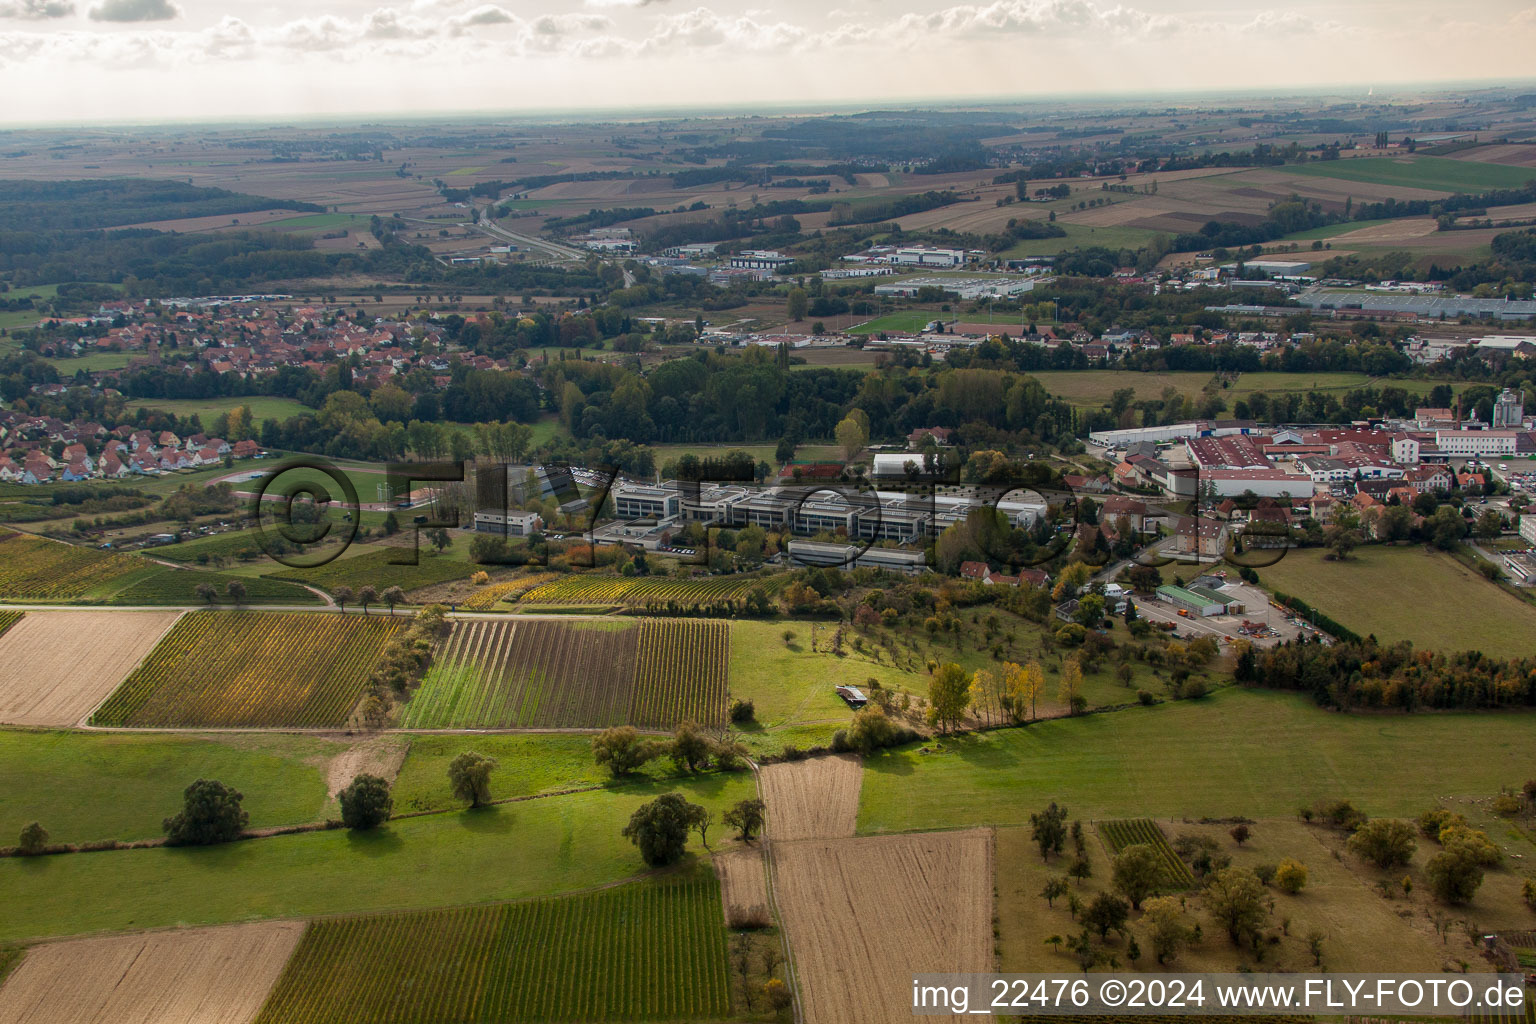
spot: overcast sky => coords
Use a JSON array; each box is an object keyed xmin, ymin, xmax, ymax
[{"xmin": 1, "ymin": 0, "xmax": 1534, "ymax": 124}]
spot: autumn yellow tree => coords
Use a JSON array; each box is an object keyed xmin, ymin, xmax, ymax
[
  {"xmin": 969, "ymin": 667, "xmax": 1002, "ymax": 726},
  {"xmin": 1051, "ymin": 562, "xmax": 1092, "ymax": 601},
  {"xmin": 1004, "ymin": 660, "xmax": 1045, "ymax": 722},
  {"xmin": 1058, "ymin": 656, "xmax": 1084, "ymax": 715}
]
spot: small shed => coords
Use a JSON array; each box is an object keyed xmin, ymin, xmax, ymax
[{"xmin": 834, "ymin": 685, "xmax": 868, "ymax": 708}]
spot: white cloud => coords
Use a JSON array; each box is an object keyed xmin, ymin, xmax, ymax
[
  {"xmin": 87, "ymin": 0, "xmax": 177, "ymax": 21},
  {"xmin": 637, "ymin": 6, "xmax": 805, "ymax": 52},
  {"xmin": 584, "ymin": 0, "xmax": 668, "ymax": 8},
  {"xmin": 0, "ymin": 0, "xmax": 74, "ymax": 19}
]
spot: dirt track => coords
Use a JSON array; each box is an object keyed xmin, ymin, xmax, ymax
[
  {"xmin": 773, "ymin": 829, "xmax": 994, "ymax": 1024},
  {"xmin": 0, "ymin": 921, "xmax": 303, "ymax": 1024},
  {"xmin": 759, "ymin": 754, "xmax": 861, "ymax": 841},
  {"xmin": 0, "ymin": 611, "xmax": 180, "ymax": 726}
]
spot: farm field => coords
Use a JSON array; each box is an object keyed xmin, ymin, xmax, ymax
[
  {"xmin": 0, "ymin": 731, "xmax": 335, "ymax": 844},
  {"xmin": 107, "ymin": 566, "xmax": 323, "ymax": 606},
  {"xmin": 759, "ymin": 754, "xmax": 861, "ymax": 841},
  {"xmin": 0, "ymin": 610, "xmax": 180, "ymax": 726},
  {"xmin": 402, "ymin": 617, "xmax": 727, "ymax": 730},
  {"xmin": 0, "ymin": 772, "xmax": 755, "ymax": 943},
  {"xmin": 1029, "ymin": 369, "xmax": 1452, "ymax": 409},
  {"xmin": 126, "ymin": 395, "xmax": 312, "ymax": 423},
  {"xmin": 253, "ymin": 871, "xmax": 730, "ymax": 1024},
  {"xmin": 1000, "ymin": 221, "xmax": 1158, "ymax": 258},
  {"xmin": 266, "ymin": 546, "xmax": 476, "ymax": 597},
  {"xmin": 0, "ymin": 921, "xmax": 304, "ymax": 1024},
  {"xmin": 773, "ymin": 830, "xmax": 992, "ymax": 1024},
  {"xmin": 0, "ymin": 531, "xmax": 141, "ymax": 601},
  {"xmin": 631, "ymin": 618, "xmax": 729, "ymax": 728},
  {"xmin": 519, "ymin": 572, "xmax": 784, "ymax": 611},
  {"xmin": 713, "ymin": 846, "xmax": 768, "ymax": 926},
  {"xmin": 1280, "ymin": 154, "xmax": 1536, "ymax": 193},
  {"xmin": 1256, "ymin": 545, "xmax": 1536, "ymax": 659},
  {"xmin": 857, "ymin": 688, "xmax": 1536, "ymax": 832},
  {"xmin": 90, "ymin": 611, "xmax": 406, "ymax": 728},
  {"xmin": 458, "ymin": 572, "xmax": 559, "ymax": 609},
  {"xmin": 389, "ymin": 733, "xmax": 621, "ymax": 813},
  {"xmin": 401, "ymin": 618, "xmax": 636, "ymax": 729}
]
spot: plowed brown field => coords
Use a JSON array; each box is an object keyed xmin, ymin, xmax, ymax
[
  {"xmin": 773, "ymin": 830, "xmax": 993, "ymax": 1024},
  {"xmin": 715, "ymin": 846, "xmax": 769, "ymax": 925},
  {"xmin": 0, "ymin": 921, "xmax": 303, "ymax": 1024},
  {"xmin": 760, "ymin": 754, "xmax": 861, "ymax": 841},
  {"xmin": 0, "ymin": 611, "xmax": 181, "ymax": 726}
]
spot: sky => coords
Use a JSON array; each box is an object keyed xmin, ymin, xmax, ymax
[{"xmin": 1, "ymin": 0, "xmax": 1535, "ymax": 124}]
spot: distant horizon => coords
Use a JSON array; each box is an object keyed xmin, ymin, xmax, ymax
[
  {"xmin": 3, "ymin": 0, "xmax": 1536, "ymax": 125},
  {"xmin": 3, "ymin": 77, "xmax": 1536, "ymax": 132}
]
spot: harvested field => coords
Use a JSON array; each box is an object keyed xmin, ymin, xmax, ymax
[
  {"xmin": 0, "ymin": 921, "xmax": 303, "ymax": 1024},
  {"xmin": 0, "ymin": 611, "xmax": 180, "ymax": 726},
  {"xmin": 1322, "ymin": 218, "xmax": 1440, "ymax": 244},
  {"xmin": 1455, "ymin": 143, "xmax": 1536, "ymax": 167},
  {"xmin": 401, "ymin": 619, "xmax": 638, "ymax": 729},
  {"xmin": 774, "ymin": 830, "xmax": 993, "ymax": 1024},
  {"xmin": 760, "ymin": 754, "xmax": 862, "ymax": 841},
  {"xmin": 91, "ymin": 611, "xmax": 406, "ymax": 729},
  {"xmin": 714, "ymin": 846, "xmax": 769, "ymax": 927}
]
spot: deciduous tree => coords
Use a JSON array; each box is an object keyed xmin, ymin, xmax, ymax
[
  {"xmin": 448, "ymin": 750, "xmax": 497, "ymax": 807},
  {"xmin": 622, "ymin": 792, "xmax": 703, "ymax": 866},
  {"xmin": 338, "ymin": 773, "xmax": 393, "ymax": 830},
  {"xmin": 163, "ymin": 779, "xmax": 248, "ymax": 846}
]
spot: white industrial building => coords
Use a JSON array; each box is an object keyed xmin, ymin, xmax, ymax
[
  {"xmin": 1199, "ymin": 468, "xmax": 1310, "ymax": 499},
  {"xmin": 891, "ymin": 246, "xmax": 966, "ymax": 268},
  {"xmin": 729, "ymin": 250, "xmax": 795, "ymax": 271},
  {"xmin": 1434, "ymin": 429, "xmax": 1520, "ymax": 457}
]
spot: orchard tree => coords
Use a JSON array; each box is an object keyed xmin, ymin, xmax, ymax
[
  {"xmin": 1205, "ymin": 866, "xmax": 1270, "ymax": 945},
  {"xmin": 383, "ymin": 586, "xmax": 405, "ymax": 614},
  {"xmin": 1112, "ymin": 843, "xmax": 1163, "ymax": 909},
  {"xmin": 334, "ymin": 586, "xmax": 355, "ymax": 613},
  {"xmin": 358, "ymin": 585, "xmax": 378, "ymax": 614},
  {"xmin": 927, "ymin": 663, "xmax": 970, "ymax": 733},
  {"xmin": 1347, "ymin": 818, "xmax": 1416, "ymax": 869},
  {"xmin": 1030, "ymin": 801, "xmax": 1069, "ymax": 861},
  {"xmin": 1083, "ymin": 892, "xmax": 1129, "ymax": 940}
]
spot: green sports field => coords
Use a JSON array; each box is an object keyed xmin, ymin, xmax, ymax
[
  {"xmin": 846, "ymin": 310, "xmax": 940, "ymax": 335},
  {"xmin": 857, "ymin": 687, "xmax": 1536, "ymax": 834},
  {"xmin": 1281, "ymin": 155, "xmax": 1536, "ymax": 194},
  {"xmin": 1255, "ymin": 544, "xmax": 1536, "ymax": 659}
]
